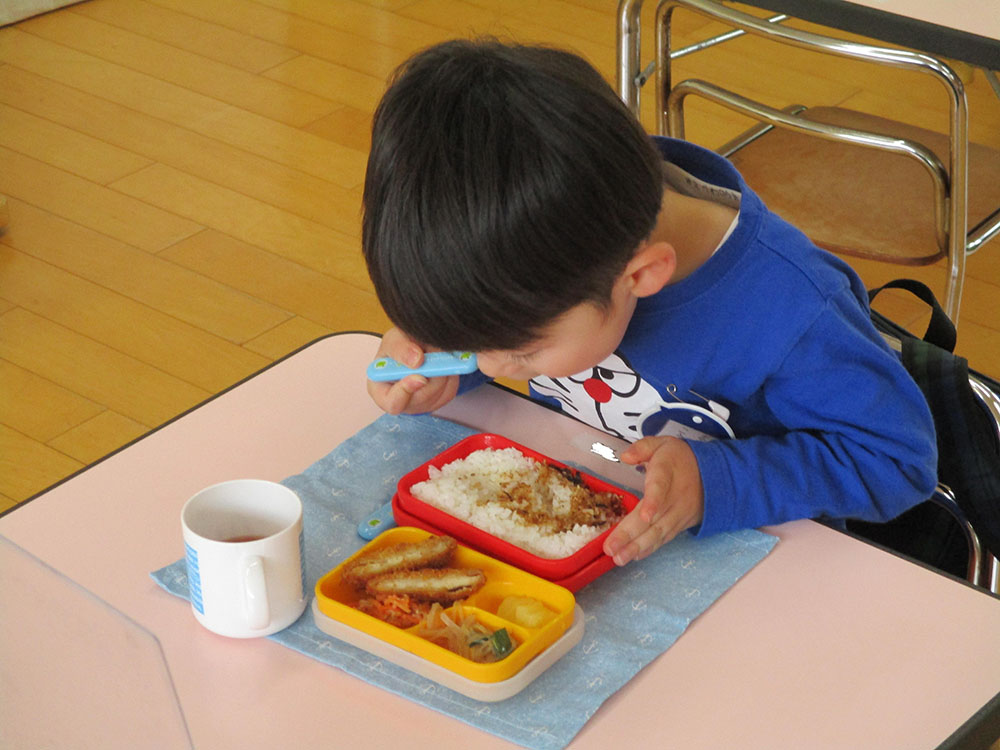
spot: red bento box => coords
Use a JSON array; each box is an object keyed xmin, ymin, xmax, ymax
[{"xmin": 391, "ymin": 433, "xmax": 638, "ymax": 592}]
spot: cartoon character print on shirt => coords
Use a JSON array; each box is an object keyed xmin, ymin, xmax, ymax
[
  {"xmin": 529, "ymin": 352, "xmax": 664, "ymax": 442},
  {"xmin": 530, "ymin": 351, "xmax": 735, "ymax": 443}
]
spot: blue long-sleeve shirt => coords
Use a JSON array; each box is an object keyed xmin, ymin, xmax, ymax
[{"xmin": 464, "ymin": 136, "xmax": 937, "ymax": 535}]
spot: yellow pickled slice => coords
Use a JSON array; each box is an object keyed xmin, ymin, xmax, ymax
[{"xmin": 497, "ymin": 596, "xmax": 557, "ymax": 628}]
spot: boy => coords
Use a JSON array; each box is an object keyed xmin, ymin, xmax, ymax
[{"xmin": 362, "ymin": 39, "xmax": 937, "ymax": 567}]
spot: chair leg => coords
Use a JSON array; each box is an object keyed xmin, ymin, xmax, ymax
[
  {"xmin": 985, "ymin": 69, "xmax": 1000, "ymax": 102},
  {"xmin": 987, "ymin": 553, "xmax": 999, "ymax": 595},
  {"xmin": 930, "ymin": 485, "xmax": 983, "ymax": 588}
]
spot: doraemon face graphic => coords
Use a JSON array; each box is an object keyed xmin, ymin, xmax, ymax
[
  {"xmin": 530, "ymin": 352, "xmax": 665, "ymax": 441},
  {"xmin": 530, "ymin": 351, "xmax": 734, "ymax": 443}
]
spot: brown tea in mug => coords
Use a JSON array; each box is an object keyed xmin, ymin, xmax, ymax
[{"xmin": 222, "ymin": 534, "xmax": 267, "ymax": 543}]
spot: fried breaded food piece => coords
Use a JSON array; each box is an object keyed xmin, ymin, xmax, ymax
[
  {"xmin": 341, "ymin": 535, "xmax": 457, "ymax": 589},
  {"xmin": 365, "ymin": 568, "xmax": 486, "ymax": 602}
]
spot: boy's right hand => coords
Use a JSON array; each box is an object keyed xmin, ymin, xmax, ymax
[{"xmin": 366, "ymin": 327, "xmax": 461, "ymax": 415}]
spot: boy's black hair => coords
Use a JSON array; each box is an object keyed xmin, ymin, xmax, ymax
[{"xmin": 362, "ymin": 38, "xmax": 664, "ymax": 352}]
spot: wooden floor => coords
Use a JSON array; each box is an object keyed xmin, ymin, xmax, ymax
[{"xmin": 2, "ymin": 0, "xmax": 999, "ymax": 514}]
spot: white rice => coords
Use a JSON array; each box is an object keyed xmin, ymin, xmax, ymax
[{"xmin": 409, "ymin": 447, "xmax": 624, "ymax": 559}]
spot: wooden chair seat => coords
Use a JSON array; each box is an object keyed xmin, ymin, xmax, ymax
[{"xmin": 728, "ymin": 106, "xmax": 1000, "ymax": 265}]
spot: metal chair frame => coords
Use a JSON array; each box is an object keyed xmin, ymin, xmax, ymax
[
  {"xmin": 929, "ymin": 484, "xmax": 984, "ymax": 589},
  {"xmin": 616, "ymin": 0, "xmax": 1000, "ymax": 326},
  {"xmin": 969, "ymin": 373, "xmax": 1000, "ymax": 592},
  {"xmin": 931, "ymin": 368, "xmax": 1000, "ymax": 594}
]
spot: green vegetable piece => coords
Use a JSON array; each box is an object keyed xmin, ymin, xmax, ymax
[{"xmin": 489, "ymin": 628, "xmax": 513, "ymax": 658}]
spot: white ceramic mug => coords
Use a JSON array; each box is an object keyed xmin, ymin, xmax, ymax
[{"xmin": 181, "ymin": 479, "xmax": 307, "ymax": 638}]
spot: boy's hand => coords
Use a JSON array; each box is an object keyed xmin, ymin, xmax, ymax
[
  {"xmin": 366, "ymin": 327, "xmax": 461, "ymax": 415},
  {"xmin": 603, "ymin": 436, "xmax": 704, "ymax": 566}
]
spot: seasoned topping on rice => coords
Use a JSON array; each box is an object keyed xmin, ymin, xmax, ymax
[
  {"xmin": 410, "ymin": 447, "xmax": 626, "ymax": 559},
  {"xmin": 495, "ymin": 463, "xmax": 624, "ymax": 534}
]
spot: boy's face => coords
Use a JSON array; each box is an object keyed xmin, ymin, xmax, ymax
[{"xmin": 475, "ymin": 284, "xmax": 638, "ymax": 382}]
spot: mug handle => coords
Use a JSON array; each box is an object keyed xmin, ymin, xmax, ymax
[{"xmin": 242, "ymin": 556, "xmax": 271, "ymax": 630}]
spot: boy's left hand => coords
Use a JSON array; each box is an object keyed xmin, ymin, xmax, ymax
[{"xmin": 603, "ymin": 436, "xmax": 704, "ymax": 566}]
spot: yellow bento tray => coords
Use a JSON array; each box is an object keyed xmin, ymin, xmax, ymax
[{"xmin": 313, "ymin": 527, "xmax": 579, "ymax": 688}]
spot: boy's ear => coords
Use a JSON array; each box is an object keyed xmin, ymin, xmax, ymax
[{"xmin": 623, "ymin": 241, "xmax": 676, "ymax": 298}]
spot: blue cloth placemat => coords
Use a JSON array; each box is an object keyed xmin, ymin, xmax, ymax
[{"xmin": 153, "ymin": 413, "xmax": 776, "ymax": 749}]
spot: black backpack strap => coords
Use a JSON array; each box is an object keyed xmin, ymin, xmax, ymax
[{"xmin": 868, "ymin": 279, "xmax": 957, "ymax": 353}]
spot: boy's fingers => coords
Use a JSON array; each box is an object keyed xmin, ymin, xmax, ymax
[
  {"xmin": 620, "ymin": 435, "xmax": 670, "ymax": 464},
  {"xmin": 381, "ymin": 375, "xmax": 428, "ymax": 414},
  {"xmin": 605, "ymin": 508, "xmax": 685, "ymax": 565},
  {"xmin": 605, "ymin": 525, "xmax": 658, "ymax": 566},
  {"xmin": 395, "ymin": 343, "xmax": 424, "ymax": 369},
  {"xmin": 377, "ymin": 328, "xmax": 426, "ymax": 369},
  {"xmin": 603, "ymin": 501, "xmax": 657, "ymax": 562},
  {"xmin": 637, "ymin": 470, "xmax": 673, "ymax": 523}
]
